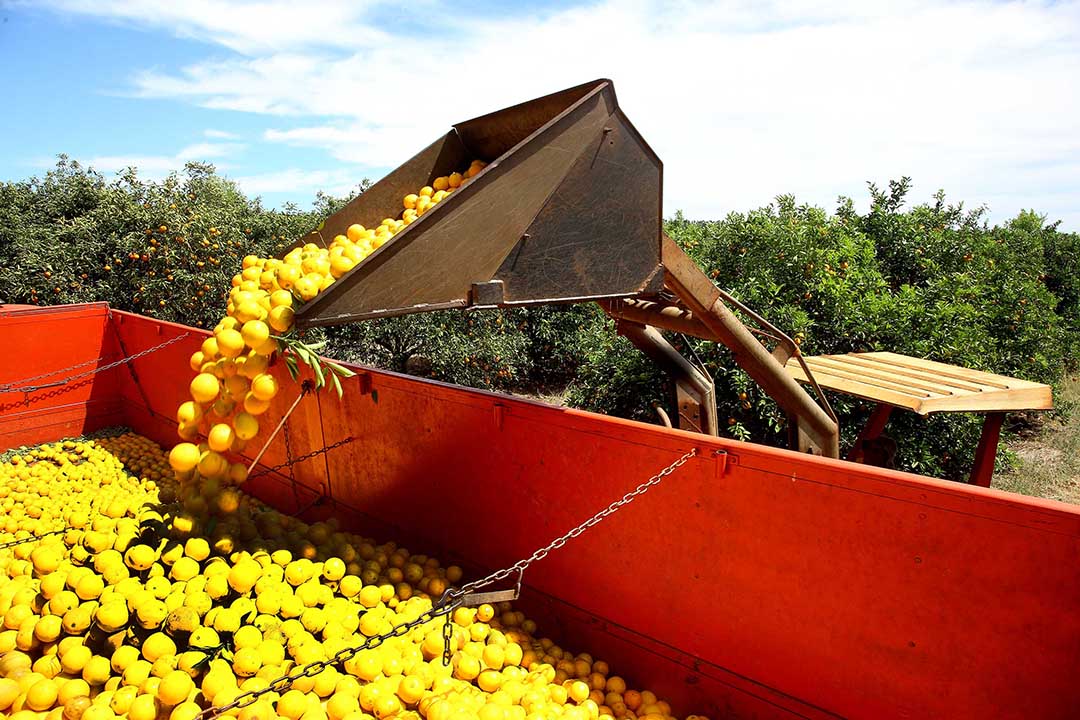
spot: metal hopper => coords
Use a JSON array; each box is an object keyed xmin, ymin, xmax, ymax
[{"xmin": 292, "ymin": 80, "xmax": 839, "ymax": 456}]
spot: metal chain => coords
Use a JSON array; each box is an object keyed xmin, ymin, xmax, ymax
[
  {"xmin": 249, "ymin": 436, "xmax": 356, "ymax": 480},
  {"xmin": 0, "ymin": 529, "xmax": 67, "ymax": 551},
  {"xmin": 455, "ymin": 447, "xmax": 698, "ymax": 598},
  {"xmin": 0, "ymin": 332, "xmax": 192, "ymax": 394},
  {"xmin": 198, "ymin": 447, "xmax": 698, "ymax": 718},
  {"xmin": 196, "ymin": 591, "xmax": 462, "ymax": 720}
]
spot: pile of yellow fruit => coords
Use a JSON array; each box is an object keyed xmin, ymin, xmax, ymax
[
  {"xmin": 166, "ymin": 160, "xmax": 490, "ymax": 491},
  {"xmin": 0, "ymin": 432, "xmax": 700, "ymax": 720}
]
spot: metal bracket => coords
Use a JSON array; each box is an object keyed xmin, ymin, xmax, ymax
[
  {"xmin": 461, "ymin": 568, "xmax": 523, "ymax": 606},
  {"xmin": 470, "ymin": 280, "xmax": 505, "ymax": 307}
]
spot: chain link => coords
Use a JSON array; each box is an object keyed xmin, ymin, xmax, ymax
[
  {"xmin": 196, "ymin": 592, "xmax": 462, "ymax": 720},
  {"xmin": 455, "ymin": 448, "xmax": 698, "ymax": 597},
  {"xmin": 0, "ymin": 332, "xmax": 192, "ymax": 394},
  {"xmin": 0, "ymin": 528, "xmax": 67, "ymax": 551},
  {"xmin": 249, "ymin": 436, "xmax": 356, "ymax": 480}
]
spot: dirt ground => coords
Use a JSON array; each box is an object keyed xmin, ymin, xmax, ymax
[{"xmin": 992, "ymin": 376, "xmax": 1080, "ymax": 504}]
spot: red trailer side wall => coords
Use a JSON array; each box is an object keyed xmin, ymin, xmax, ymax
[
  {"xmin": 0, "ymin": 303, "xmax": 125, "ymax": 448},
  {"xmin": 4, "ymin": 306, "xmax": 1080, "ymax": 720}
]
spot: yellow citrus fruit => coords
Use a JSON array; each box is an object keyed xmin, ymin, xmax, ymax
[
  {"xmin": 241, "ymin": 320, "xmax": 270, "ymax": 348},
  {"xmin": 176, "ymin": 401, "xmax": 202, "ymax": 425},
  {"xmin": 268, "ymin": 305, "xmax": 295, "ymax": 333},
  {"xmin": 189, "ymin": 373, "xmax": 220, "ymax": 404},
  {"xmin": 215, "ymin": 328, "xmax": 245, "ymax": 358},
  {"xmin": 250, "ymin": 374, "xmax": 278, "ymax": 402},
  {"xmin": 346, "ymin": 224, "xmax": 366, "ymax": 242},
  {"xmin": 157, "ymin": 670, "xmax": 194, "ymax": 706},
  {"xmin": 168, "ymin": 443, "xmax": 200, "ymax": 473},
  {"xmin": 25, "ymin": 678, "xmax": 58, "ymax": 711},
  {"xmin": 232, "ymin": 413, "xmax": 259, "ymax": 441},
  {"xmin": 207, "ymin": 424, "xmax": 235, "ymax": 453}
]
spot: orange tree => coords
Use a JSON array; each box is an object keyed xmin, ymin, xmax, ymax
[
  {"xmin": 567, "ymin": 180, "xmax": 1080, "ymax": 479},
  {"xmin": 0, "ymin": 157, "xmax": 333, "ymax": 328}
]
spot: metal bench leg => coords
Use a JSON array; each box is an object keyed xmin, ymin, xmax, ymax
[
  {"xmin": 848, "ymin": 403, "xmax": 893, "ymax": 463},
  {"xmin": 969, "ymin": 412, "xmax": 1005, "ymax": 487}
]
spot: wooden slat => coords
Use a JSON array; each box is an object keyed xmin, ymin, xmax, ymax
[
  {"xmin": 806, "ymin": 356, "xmax": 968, "ymax": 396},
  {"xmin": 822, "ymin": 354, "xmax": 987, "ymax": 393},
  {"xmin": 919, "ymin": 385, "xmax": 1053, "ymax": 413},
  {"xmin": 787, "ymin": 351, "xmax": 1054, "ymax": 415},
  {"xmin": 787, "ymin": 364, "xmax": 928, "ymax": 412},
  {"xmin": 801, "ymin": 360, "xmax": 936, "ymax": 399},
  {"xmin": 858, "ymin": 352, "xmax": 1021, "ymax": 389}
]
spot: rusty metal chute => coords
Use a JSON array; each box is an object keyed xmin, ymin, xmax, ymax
[{"xmin": 293, "ymin": 79, "xmax": 839, "ymax": 457}]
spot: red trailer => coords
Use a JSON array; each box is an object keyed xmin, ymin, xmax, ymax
[{"xmin": 3, "ymin": 302, "xmax": 1078, "ymax": 719}]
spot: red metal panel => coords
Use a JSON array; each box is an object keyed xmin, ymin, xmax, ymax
[
  {"xmin": 7, "ymin": 307, "xmax": 1080, "ymax": 719},
  {"xmin": 0, "ymin": 303, "xmax": 125, "ymax": 448}
]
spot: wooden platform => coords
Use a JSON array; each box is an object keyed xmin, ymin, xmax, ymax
[{"xmin": 786, "ymin": 351, "xmax": 1053, "ymax": 416}]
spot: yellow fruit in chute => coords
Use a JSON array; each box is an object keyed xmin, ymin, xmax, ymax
[
  {"xmin": 188, "ymin": 351, "xmax": 205, "ymax": 372},
  {"xmin": 241, "ymin": 320, "xmax": 270, "ymax": 348},
  {"xmin": 270, "ymin": 290, "xmax": 293, "ymax": 309},
  {"xmin": 197, "ymin": 451, "xmax": 227, "ymax": 478},
  {"xmin": 276, "ymin": 265, "xmax": 299, "ymax": 290},
  {"xmin": 233, "ymin": 413, "xmax": 259, "ymax": 441},
  {"xmin": 346, "ymin": 224, "xmax": 366, "ymax": 242},
  {"xmin": 243, "ymin": 255, "xmax": 260, "ymax": 269},
  {"xmin": 433, "ymin": 176, "xmax": 449, "ymax": 191},
  {"xmin": 294, "ymin": 277, "xmax": 318, "ymax": 302},
  {"xmin": 207, "ymin": 424, "xmax": 235, "ymax": 453},
  {"xmin": 243, "ymin": 392, "xmax": 271, "ymax": 416},
  {"xmin": 228, "ymin": 462, "xmax": 248, "ymax": 485},
  {"xmin": 448, "ymin": 172, "xmax": 463, "ymax": 188},
  {"xmin": 250, "ymin": 374, "xmax": 279, "ymax": 402},
  {"xmin": 253, "ymin": 337, "xmax": 278, "ymax": 356},
  {"xmin": 239, "ymin": 352, "xmax": 269, "ymax": 379},
  {"xmin": 234, "ymin": 301, "xmax": 265, "ymax": 324},
  {"xmin": 268, "ymin": 305, "xmax": 295, "ymax": 333},
  {"xmin": 419, "ymin": 186, "xmax": 434, "ymax": 198},
  {"xmin": 176, "ymin": 401, "xmax": 202, "ymax": 425},
  {"xmin": 217, "ymin": 489, "xmax": 240, "ymax": 515},
  {"xmin": 201, "ymin": 337, "xmax": 219, "ymax": 360},
  {"xmin": 215, "ymin": 329, "xmax": 245, "ymax": 359},
  {"xmin": 168, "ymin": 444, "xmax": 200, "ymax": 473},
  {"xmin": 329, "ymin": 256, "xmax": 354, "ymax": 279},
  {"xmin": 189, "ymin": 374, "xmax": 220, "ymax": 404},
  {"xmin": 224, "ymin": 375, "xmax": 250, "ymax": 399},
  {"xmin": 209, "ymin": 400, "xmax": 234, "ymax": 422}
]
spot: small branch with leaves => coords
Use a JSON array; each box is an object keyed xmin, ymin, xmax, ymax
[{"xmin": 275, "ymin": 336, "xmax": 355, "ymax": 398}]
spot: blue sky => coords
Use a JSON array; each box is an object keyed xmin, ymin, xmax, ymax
[{"xmin": 2, "ymin": 0, "xmax": 1078, "ymax": 228}]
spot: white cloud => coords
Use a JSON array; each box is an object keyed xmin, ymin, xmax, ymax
[
  {"xmin": 86, "ymin": 141, "xmax": 245, "ymax": 177},
  {"xmin": 34, "ymin": 0, "xmax": 393, "ymax": 55},
  {"xmin": 36, "ymin": 0, "xmax": 1080, "ymax": 228},
  {"xmin": 231, "ymin": 168, "xmax": 366, "ymax": 198},
  {"xmin": 204, "ymin": 129, "xmax": 239, "ymax": 139}
]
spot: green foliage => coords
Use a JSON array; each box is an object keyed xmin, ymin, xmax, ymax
[
  {"xmin": 321, "ymin": 305, "xmax": 592, "ymax": 393},
  {"xmin": 2, "ymin": 160, "xmax": 1078, "ymax": 482},
  {"xmin": 0, "ymin": 157, "xmax": 330, "ymax": 328},
  {"xmin": 566, "ymin": 179, "xmax": 1080, "ymax": 479}
]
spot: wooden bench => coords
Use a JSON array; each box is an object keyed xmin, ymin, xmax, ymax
[{"xmin": 786, "ymin": 351, "xmax": 1053, "ymax": 486}]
